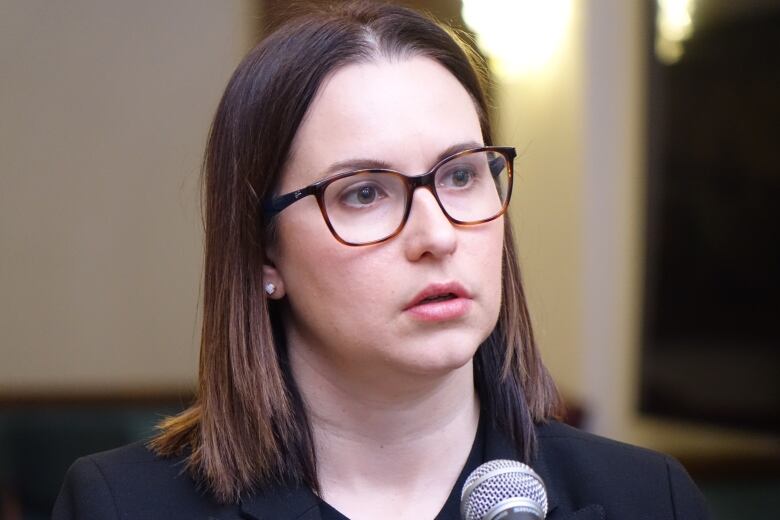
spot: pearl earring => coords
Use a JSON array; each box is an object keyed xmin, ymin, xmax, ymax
[{"xmin": 264, "ymin": 283, "xmax": 276, "ymax": 296}]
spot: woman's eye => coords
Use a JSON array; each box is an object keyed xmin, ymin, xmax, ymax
[
  {"xmin": 441, "ymin": 166, "xmax": 476, "ymax": 188},
  {"xmin": 357, "ymin": 186, "xmax": 377, "ymax": 204},
  {"xmin": 341, "ymin": 183, "xmax": 386, "ymax": 207}
]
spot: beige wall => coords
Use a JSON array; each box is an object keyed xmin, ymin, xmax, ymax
[
  {"xmin": 0, "ymin": 0, "xmax": 257, "ymax": 393},
  {"xmin": 498, "ymin": 0, "xmax": 586, "ymax": 405}
]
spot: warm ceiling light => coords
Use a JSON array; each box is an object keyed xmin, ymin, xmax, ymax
[
  {"xmin": 462, "ymin": 0, "xmax": 573, "ymax": 78},
  {"xmin": 656, "ymin": 0, "xmax": 696, "ymax": 64}
]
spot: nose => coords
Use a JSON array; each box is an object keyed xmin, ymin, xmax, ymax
[{"xmin": 402, "ymin": 187, "xmax": 457, "ymax": 261}]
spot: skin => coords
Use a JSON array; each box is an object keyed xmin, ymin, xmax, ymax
[{"xmin": 263, "ymin": 56, "xmax": 504, "ymax": 520}]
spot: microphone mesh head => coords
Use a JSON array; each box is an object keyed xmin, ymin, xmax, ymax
[{"xmin": 461, "ymin": 459, "xmax": 548, "ymax": 520}]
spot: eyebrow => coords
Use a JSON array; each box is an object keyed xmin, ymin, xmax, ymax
[{"xmin": 318, "ymin": 140, "xmax": 485, "ymax": 179}]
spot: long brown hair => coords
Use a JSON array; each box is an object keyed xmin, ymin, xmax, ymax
[{"xmin": 151, "ymin": 0, "xmax": 562, "ymax": 503}]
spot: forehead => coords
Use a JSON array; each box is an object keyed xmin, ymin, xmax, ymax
[{"xmin": 281, "ymin": 56, "xmax": 483, "ymax": 191}]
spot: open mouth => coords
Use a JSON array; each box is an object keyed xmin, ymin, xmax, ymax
[
  {"xmin": 405, "ymin": 283, "xmax": 472, "ymax": 321},
  {"xmin": 404, "ymin": 282, "xmax": 471, "ymax": 312},
  {"xmin": 419, "ymin": 293, "xmax": 458, "ymax": 304}
]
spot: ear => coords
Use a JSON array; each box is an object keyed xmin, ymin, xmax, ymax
[{"xmin": 262, "ymin": 263, "xmax": 286, "ymax": 299}]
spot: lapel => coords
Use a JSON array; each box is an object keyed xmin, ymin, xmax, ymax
[
  {"xmin": 484, "ymin": 421, "xmax": 606, "ymax": 520},
  {"xmin": 238, "ymin": 484, "xmax": 321, "ymax": 520}
]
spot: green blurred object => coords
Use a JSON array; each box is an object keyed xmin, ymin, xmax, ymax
[
  {"xmin": 0, "ymin": 404, "xmax": 184, "ymax": 519},
  {"xmin": 700, "ymin": 479, "xmax": 780, "ymax": 520}
]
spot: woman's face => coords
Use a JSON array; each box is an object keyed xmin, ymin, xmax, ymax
[{"xmin": 267, "ymin": 56, "xmax": 504, "ymax": 382}]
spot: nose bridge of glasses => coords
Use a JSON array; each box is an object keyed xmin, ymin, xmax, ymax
[
  {"xmin": 406, "ymin": 171, "xmax": 452, "ymax": 226},
  {"xmin": 407, "ymin": 168, "xmax": 437, "ymax": 190},
  {"xmin": 407, "ymin": 168, "xmax": 447, "ymax": 209}
]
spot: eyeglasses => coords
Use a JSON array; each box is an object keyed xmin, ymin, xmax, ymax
[{"xmin": 264, "ymin": 146, "xmax": 516, "ymax": 246}]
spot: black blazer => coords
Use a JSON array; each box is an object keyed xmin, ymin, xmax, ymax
[{"xmin": 53, "ymin": 420, "xmax": 710, "ymax": 519}]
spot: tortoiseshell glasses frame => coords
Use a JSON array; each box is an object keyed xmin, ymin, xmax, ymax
[{"xmin": 264, "ymin": 146, "xmax": 516, "ymax": 246}]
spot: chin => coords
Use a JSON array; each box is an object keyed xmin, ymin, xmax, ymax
[{"xmin": 396, "ymin": 336, "xmax": 481, "ymax": 377}]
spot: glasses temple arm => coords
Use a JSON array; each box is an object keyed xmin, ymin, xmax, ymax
[{"xmin": 262, "ymin": 185, "xmax": 318, "ymax": 216}]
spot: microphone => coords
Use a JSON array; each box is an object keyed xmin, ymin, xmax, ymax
[{"xmin": 460, "ymin": 459, "xmax": 548, "ymax": 520}]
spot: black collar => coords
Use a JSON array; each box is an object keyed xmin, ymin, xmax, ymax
[{"xmin": 239, "ymin": 484, "xmax": 320, "ymax": 520}]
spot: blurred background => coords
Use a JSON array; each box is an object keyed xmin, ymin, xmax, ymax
[{"xmin": 1, "ymin": 0, "xmax": 778, "ymax": 518}]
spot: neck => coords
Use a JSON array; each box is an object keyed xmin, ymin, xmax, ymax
[
  {"xmin": 289, "ymin": 344, "xmax": 480, "ymax": 517},
  {"xmin": 293, "ymin": 348, "xmax": 479, "ymax": 447}
]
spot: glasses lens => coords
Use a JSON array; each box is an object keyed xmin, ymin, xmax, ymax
[
  {"xmin": 322, "ymin": 171, "xmax": 408, "ymax": 244},
  {"xmin": 434, "ymin": 150, "xmax": 510, "ymax": 223}
]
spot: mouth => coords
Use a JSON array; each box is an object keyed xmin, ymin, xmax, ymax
[
  {"xmin": 419, "ymin": 293, "xmax": 458, "ymax": 303},
  {"xmin": 404, "ymin": 282, "xmax": 471, "ymax": 311},
  {"xmin": 404, "ymin": 282, "xmax": 472, "ymax": 322}
]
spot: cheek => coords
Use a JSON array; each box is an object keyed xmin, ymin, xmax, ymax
[{"xmin": 276, "ymin": 219, "xmax": 393, "ymax": 322}]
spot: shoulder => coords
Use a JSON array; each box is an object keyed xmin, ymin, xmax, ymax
[
  {"xmin": 52, "ymin": 440, "xmax": 233, "ymax": 520},
  {"xmin": 534, "ymin": 421, "xmax": 710, "ymax": 519},
  {"xmin": 536, "ymin": 420, "xmax": 667, "ymax": 464},
  {"xmin": 535, "ymin": 420, "xmax": 674, "ymax": 487}
]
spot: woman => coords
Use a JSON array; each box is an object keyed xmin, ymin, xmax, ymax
[{"xmin": 54, "ymin": 2, "xmax": 709, "ymax": 519}]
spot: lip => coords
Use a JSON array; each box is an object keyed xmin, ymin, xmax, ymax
[{"xmin": 404, "ymin": 282, "xmax": 473, "ymax": 322}]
